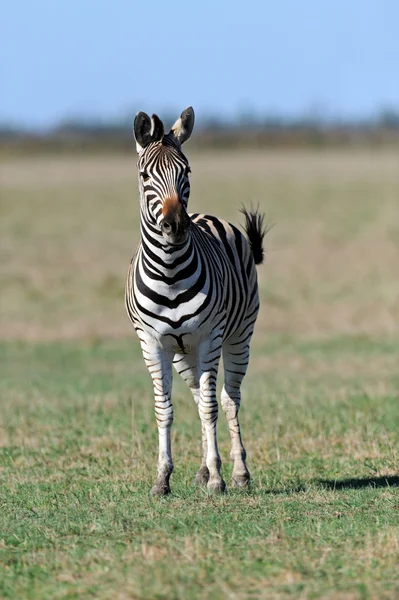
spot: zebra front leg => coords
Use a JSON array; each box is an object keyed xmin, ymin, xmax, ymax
[
  {"xmin": 221, "ymin": 341, "xmax": 251, "ymax": 487},
  {"xmin": 198, "ymin": 338, "xmax": 226, "ymax": 493},
  {"xmin": 141, "ymin": 342, "xmax": 174, "ymax": 496},
  {"xmin": 173, "ymin": 353, "xmax": 209, "ymax": 486},
  {"xmin": 194, "ymin": 421, "xmax": 210, "ymax": 486}
]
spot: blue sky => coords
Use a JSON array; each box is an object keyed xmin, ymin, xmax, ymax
[{"xmin": 1, "ymin": 0, "xmax": 398, "ymax": 128}]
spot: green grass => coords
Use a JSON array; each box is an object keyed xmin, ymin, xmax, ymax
[
  {"xmin": 1, "ymin": 150, "xmax": 399, "ymax": 598},
  {"xmin": 1, "ymin": 337, "xmax": 398, "ymax": 599}
]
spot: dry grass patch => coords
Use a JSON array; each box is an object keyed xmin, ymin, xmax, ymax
[{"xmin": 1, "ymin": 150, "xmax": 399, "ymax": 340}]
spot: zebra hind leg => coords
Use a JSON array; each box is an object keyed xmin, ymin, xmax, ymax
[
  {"xmin": 198, "ymin": 338, "xmax": 226, "ymax": 494},
  {"xmin": 173, "ymin": 353, "xmax": 209, "ymax": 486},
  {"xmin": 221, "ymin": 340, "xmax": 251, "ymax": 488}
]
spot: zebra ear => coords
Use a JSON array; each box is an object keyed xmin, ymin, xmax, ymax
[
  {"xmin": 134, "ymin": 111, "xmax": 152, "ymax": 152},
  {"xmin": 170, "ymin": 106, "xmax": 195, "ymax": 145},
  {"xmin": 151, "ymin": 114, "xmax": 164, "ymax": 142}
]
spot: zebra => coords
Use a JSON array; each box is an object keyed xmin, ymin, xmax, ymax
[{"xmin": 125, "ymin": 107, "xmax": 265, "ymax": 495}]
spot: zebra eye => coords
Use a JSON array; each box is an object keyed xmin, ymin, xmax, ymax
[
  {"xmin": 141, "ymin": 171, "xmax": 150, "ymax": 182},
  {"xmin": 185, "ymin": 166, "xmax": 191, "ymax": 176}
]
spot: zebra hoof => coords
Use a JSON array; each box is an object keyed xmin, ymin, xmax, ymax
[
  {"xmin": 150, "ymin": 482, "xmax": 171, "ymax": 496},
  {"xmin": 231, "ymin": 472, "xmax": 251, "ymax": 488},
  {"xmin": 193, "ymin": 467, "xmax": 210, "ymax": 487},
  {"xmin": 207, "ymin": 478, "xmax": 226, "ymax": 494}
]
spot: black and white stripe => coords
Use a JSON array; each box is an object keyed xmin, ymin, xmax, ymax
[{"xmin": 125, "ymin": 107, "xmax": 265, "ymax": 495}]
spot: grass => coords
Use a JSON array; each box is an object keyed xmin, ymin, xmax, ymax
[{"xmin": 1, "ymin": 149, "xmax": 399, "ymax": 598}]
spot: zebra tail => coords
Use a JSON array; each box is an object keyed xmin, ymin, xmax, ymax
[{"xmin": 240, "ymin": 205, "xmax": 268, "ymax": 265}]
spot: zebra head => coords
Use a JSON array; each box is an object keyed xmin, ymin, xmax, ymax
[{"xmin": 133, "ymin": 107, "xmax": 195, "ymax": 246}]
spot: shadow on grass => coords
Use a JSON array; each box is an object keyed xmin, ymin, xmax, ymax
[
  {"xmin": 318, "ymin": 476, "xmax": 399, "ymax": 490},
  {"xmin": 256, "ymin": 476, "xmax": 399, "ymax": 496}
]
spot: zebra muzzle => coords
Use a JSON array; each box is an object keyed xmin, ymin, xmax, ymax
[{"xmin": 161, "ymin": 201, "xmax": 190, "ymax": 245}]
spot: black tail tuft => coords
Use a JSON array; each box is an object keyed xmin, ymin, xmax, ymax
[{"xmin": 240, "ymin": 205, "xmax": 268, "ymax": 265}]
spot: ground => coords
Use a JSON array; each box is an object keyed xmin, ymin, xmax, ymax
[{"xmin": 1, "ymin": 149, "xmax": 398, "ymax": 599}]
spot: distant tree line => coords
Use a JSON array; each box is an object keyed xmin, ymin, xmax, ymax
[{"xmin": 1, "ymin": 108, "xmax": 398, "ymax": 154}]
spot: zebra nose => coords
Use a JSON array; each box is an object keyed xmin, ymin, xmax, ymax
[{"xmin": 161, "ymin": 219, "xmax": 175, "ymax": 234}]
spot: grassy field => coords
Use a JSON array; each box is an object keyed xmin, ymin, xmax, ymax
[{"xmin": 1, "ymin": 149, "xmax": 399, "ymax": 599}]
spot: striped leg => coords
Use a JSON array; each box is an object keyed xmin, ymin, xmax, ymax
[
  {"xmin": 140, "ymin": 340, "xmax": 174, "ymax": 495},
  {"xmin": 173, "ymin": 353, "xmax": 209, "ymax": 486},
  {"xmin": 198, "ymin": 336, "xmax": 226, "ymax": 493},
  {"xmin": 221, "ymin": 338, "xmax": 251, "ymax": 487}
]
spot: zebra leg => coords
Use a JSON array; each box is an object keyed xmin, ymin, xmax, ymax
[
  {"xmin": 221, "ymin": 340, "xmax": 251, "ymax": 487},
  {"xmin": 141, "ymin": 341, "xmax": 174, "ymax": 496},
  {"xmin": 198, "ymin": 338, "xmax": 226, "ymax": 494},
  {"xmin": 194, "ymin": 423, "xmax": 210, "ymax": 486},
  {"xmin": 173, "ymin": 353, "xmax": 209, "ymax": 486}
]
